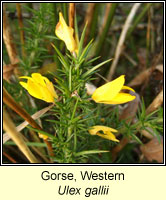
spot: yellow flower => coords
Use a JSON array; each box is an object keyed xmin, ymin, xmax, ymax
[
  {"xmin": 38, "ymin": 133, "xmax": 48, "ymax": 140},
  {"xmin": 89, "ymin": 125, "xmax": 119, "ymax": 142},
  {"xmin": 19, "ymin": 73, "xmax": 58, "ymax": 103},
  {"xmin": 55, "ymin": 12, "xmax": 77, "ymax": 53},
  {"xmin": 92, "ymin": 75, "xmax": 136, "ymax": 104}
]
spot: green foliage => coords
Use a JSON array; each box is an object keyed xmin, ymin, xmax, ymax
[
  {"xmin": 50, "ymin": 32, "xmax": 114, "ymax": 162},
  {"xmin": 19, "ymin": 3, "xmax": 56, "ymax": 74}
]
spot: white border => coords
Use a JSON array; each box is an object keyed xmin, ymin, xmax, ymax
[{"xmin": 1, "ymin": 1, "xmax": 165, "ymax": 166}]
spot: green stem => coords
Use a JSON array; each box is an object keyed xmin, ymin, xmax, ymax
[
  {"xmin": 69, "ymin": 65, "xmax": 72, "ymax": 91},
  {"xmin": 74, "ymin": 127, "xmax": 77, "ymax": 151},
  {"xmin": 89, "ymin": 4, "xmax": 99, "ymax": 41},
  {"xmin": 95, "ymin": 3, "xmax": 118, "ymax": 57},
  {"xmin": 71, "ymin": 98, "xmax": 79, "ymax": 120},
  {"xmin": 62, "ymin": 3, "xmax": 68, "ymax": 23}
]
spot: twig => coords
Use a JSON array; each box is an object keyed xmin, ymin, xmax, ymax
[
  {"xmin": 16, "ymin": 3, "xmax": 26, "ymax": 58},
  {"xmin": 22, "ymin": 135, "xmax": 50, "ymax": 163},
  {"xmin": 146, "ymin": 5, "xmax": 151, "ymax": 66},
  {"xmin": 3, "ymin": 4, "xmax": 19, "ymax": 67},
  {"xmin": 128, "ymin": 54, "xmax": 163, "ymax": 87},
  {"xmin": 69, "ymin": 3, "xmax": 75, "ymax": 29},
  {"xmin": 3, "ymin": 88, "xmax": 54, "ymax": 162},
  {"xmin": 3, "ymin": 87, "xmax": 42, "ymax": 131},
  {"xmin": 99, "ymin": 3, "xmax": 112, "ymax": 35},
  {"xmin": 107, "ymin": 3, "xmax": 141, "ymax": 80},
  {"xmin": 146, "ymin": 89, "xmax": 163, "ymax": 115},
  {"xmin": 122, "ymin": 51, "xmax": 137, "ymax": 66},
  {"xmin": 3, "ymin": 104, "xmax": 54, "ymax": 144},
  {"xmin": 111, "ymin": 138, "xmax": 129, "ymax": 162},
  {"xmin": 128, "ymin": 67, "xmax": 153, "ymax": 87},
  {"xmin": 127, "ymin": 3, "xmax": 152, "ymax": 39},
  {"xmin": 3, "ymin": 151, "xmax": 17, "ymax": 163},
  {"xmin": 84, "ymin": 3, "xmax": 96, "ymax": 45},
  {"xmin": 3, "ymin": 109, "xmax": 39, "ymax": 163}
]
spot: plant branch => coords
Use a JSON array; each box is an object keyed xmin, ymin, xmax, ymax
[{"xmin": 107, "ymin": 3, "xmax": 141, "ymax": 80}]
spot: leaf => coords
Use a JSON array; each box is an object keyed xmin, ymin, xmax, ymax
[
  {"xmin": 77, "ymin": 22, "xmax": 88, "ymax": 58},
  {"xmin": 146, "ymin": 89, "xmax": 163, "ymax": 115},
  {"xmin": 27, "ymin": 126, "xmax": 56, "ymax": 139},
  {"xmin": 3, "ymin": 63, "xmax": 15, "ymax": 81},
  {"xmin": 51, "ymin": 43, "xmax": 69, "ymax": 71},
  {"xmin": 5, "ymin": 141, "xmax": 47, "ymax": 147},
  {"xmin": 3, "ymin": 104, "xmax": 54, "ymax": 144},
  {"xmin": 140, "ymin": 137, "xmax": 163, "ymax": 163},
  {"xmin": 131, "ymin": 134, "xmax": 143, "ymax": 144},
  {"xmin": 82, "ymin": 58, "xmax": 112, "ymax": 78},
  {"xmin": 79, "ymin": 39, "xmax": 94, "ymax": 62},
  {"xmin": 75, "ymin": 150, "xmax": 109, "ymax": 157}
]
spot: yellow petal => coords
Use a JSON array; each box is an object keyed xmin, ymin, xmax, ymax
[
  {"xmin": 19, "ymin": 81, "xmax": 28, "ymax": 90},
  {"xmin": 89, "ymin": 125, "xmax": 119, "ymax": 142},
  {"xmin": 38, "ymin": 132, "xmax": 48, "ymax": 140},
  {"xmin": 46, "ymin": 81, "xmax": 58, "ymax": 99},
  {"xmin": 92, "ymin": 75, "xmax": 125, "ymax": 103},
  {"xmin": 101, "ymin": 92, "xmax": 136, "ymax": 104},
  {"xmin": 122, "ymin": 85, "xmax": 135, "ymax": 92},
  {"xmin": 97, "ymin": 132, "xmax": 119, "ymax": 142},
  {"xmin": 20, "ymin": 73, "xmax": 57, "ymax": 103},
  {"xmin": 89, "ymin": 125, "xmax": 117, "ymax": 135},
  {"xmin": 31, "ymin": 73, "xmax": 57, "ymax": 98},
  {"xmin": 19, "ymin": 76, "xmax": 33, "ymax": 81},
  {"xmin": 55, "ymin": 12, "xmax": 77, "ymax": 52},
  {"xmin": 27, "ymin": 79, "xmax": 54, "ymax": 103},
  {"xmin": 31, "ymin": 73, "xmax": 47, "ymax": 87}
]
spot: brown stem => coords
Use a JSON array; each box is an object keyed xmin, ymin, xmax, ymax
[
  {"xmin": 16, "ymin": 3, "xmax": 26, "ymax": 58},
  {"xmin": 111, "ymin": 138, "xmax": 129, "ymax": 162},
  {"xmin": 107, "ymin": 3, "xmax": 141, "ymax": 80},
  {"xmin": 69, "ymin": 3, "xmax": 75, "ymax": 28},
  {"xmin": 3, "ymin": 109, "xmax": 39, "ymax": 163},
  {"xmin": 22, "ymin": 134, "xmax": 50, "ymax": 163},
  {"xmin": 3, "ymin": 4, "xmax": 19, "ymax": 72},
  {"xmin": 3, "ymin": 87, "xmax": 54, "ymax": 162},
  {"xmin": 84, "ymin": 3, "xmax": 96, "ymax": 45},
  {"xmin": 3, "ymin": 151, "xmax": 17, "ymax": 163},
  {"xmin": 99, "ymin": 3, "xmax": 112, "ymax": 36}
]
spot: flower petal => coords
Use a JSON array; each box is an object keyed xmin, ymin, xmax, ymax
[
  {"xmin": 89, "ymin": 125, "xmax": 119, "ymax": 142},
  {"xmin": 31, "ymin": 73, "xmax": 58, "ymax": 99},
  {"xmin": 20, "ymin": 73, "xmax": 57, "ymax": 103},
  {"xmin": 46, "ymin": 81, "xmax": 58, "ymax": 99},
  {"xmin": 27, "ymin": 79, "xmax": 54, "ymax": 103},
  {"xmin": 122, "ymin": 85, "xmax": 135, "ymax": 92},
  {"xmin": 55, "ymin": 12, "xmax": 77, "ymax": 52},
  {"xmin": 100, "ymin": 92, "xmax": 136, "ymax": 104},
  {"xmin": 92, "ymin": 75, "xmax": 125, "ymax": 103},
  {"xmin": 31, "ymin": 73, "xmax": 47, "ymax": 87},
  {"xmin": 19, "ymin": 81, "xmax": 28, "ymax": 90},
  {"xmin": 89, "ymin": 125, "xmax": 117, "ymax": 135},
  {"xmin": 19, "ymin": 76, "xmax": 33, "ymax": 80},
  {"xmin": 97, "ymin": 132, "xmax": 119, "ymax": 142},
  {"xmin": 38, "ymin": 132, "xmax": 48, "ymax": 140}
]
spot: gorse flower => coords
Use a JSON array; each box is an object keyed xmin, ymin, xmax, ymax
[
  {"xmin": 89, "ymin": 125, "xmax": 119, "ymax": 142},
  {"xmin": 55, "ymin": 12, "xmax": 77, "ymax": 53},
  {"xmin": 19, "ymin": 73, "xmax": 58, "ymax": 103},
  {"xmin": 92, "ymin": 75, "xmax": 136, "ymax": 104}
]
